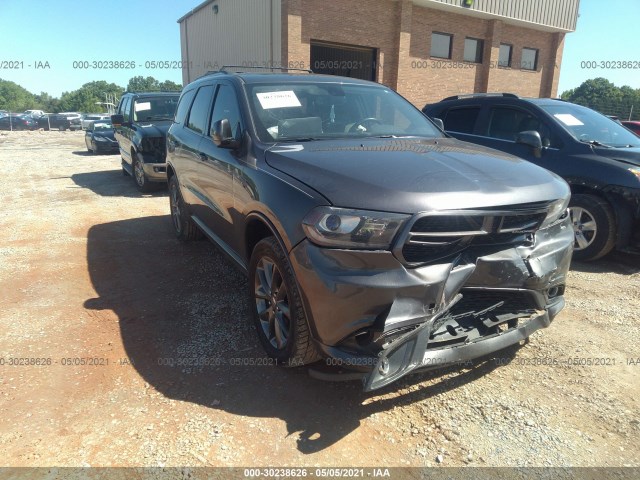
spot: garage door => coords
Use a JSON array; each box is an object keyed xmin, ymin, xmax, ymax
[{"xmin": 310, "ymin": 42, "xmax": 376, "ymax": 81}]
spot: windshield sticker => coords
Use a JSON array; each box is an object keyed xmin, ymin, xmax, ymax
[
  {"xmin": 554, "ymin": 113, "xmax": 584, "ymax": 126},
  {"xmin": 134, "ymin": 102, "xmax": 151, "ymax": 112},
  {"xmin": 256, "ymin": 91, "xmax": 301, "ymax": 110}
]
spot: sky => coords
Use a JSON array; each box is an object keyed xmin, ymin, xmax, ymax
[{"xmin": 0, "ymin": 0, "xmax": 637, "ymax": 99}]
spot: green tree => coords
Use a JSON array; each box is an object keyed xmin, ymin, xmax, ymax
[
  {"xmin": 560, "ymin": 78, "xmax": 640, "ymax": 120},
  {"xmin": 0, "ymin": 79, "xmax": 38, "ymax": 112},
  {"xmin": 127, "ymin": 76, "xmax": 161, "ymax": 92},
  {"xmin": 158, "ymin": 79, "xmax": 182, "ymax": 91},
  {"xmin": 127, "ymin": 76, "xmax": 182, "ymax": 92},
  {"xmin": 59, "ymin": 80, "xmax": 123, "ymax": 113}
]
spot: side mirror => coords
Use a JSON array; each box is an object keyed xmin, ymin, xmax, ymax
[
  {"xmin": 111, "ymin": 114, "xmax": 124, "ymax": 127},
  {"xmin": 432, "ymin": 117, "xmax": 445, "ymax": 130},
  {"xmin": 516, "ymin": 130, "xmax": 543, "ymax": 157},
  {"xmin": 212, "ymin": 119, "xmax": 238, "ymax": 148}
]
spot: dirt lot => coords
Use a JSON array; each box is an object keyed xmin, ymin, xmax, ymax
[{"xmin": 1, "ymin": 131, "xmax": 639, "ymax": 473}]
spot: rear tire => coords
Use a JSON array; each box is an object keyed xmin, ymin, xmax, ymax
[
  {"xmin": 169, "ymin": 175, "xmax": 202, "ymax": 241},
  {"xmin": 569, "ymin": 194, "xmax": 616, "ymax": 261},
  {"xmin": 248, "ymin": 237, "xmax": 320, "ymax": 366}
]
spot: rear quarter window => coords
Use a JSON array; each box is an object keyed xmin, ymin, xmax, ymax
[{"xmin": 443, "ymin": 107, "xmax": 480, "ymax": 134}]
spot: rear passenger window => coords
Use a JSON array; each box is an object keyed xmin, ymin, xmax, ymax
[
  {"xmin": 444, "ymin": 108, "xmax": 480, "ymax": 134},
  {"xmin": 175, "ymin": 89, "xmax": 196, "ymax": 124},
  {"xmin": 210, "ymin": 85, "xmax": 243, "ymax": 140},
  {"xmin": 187, "ymin": 85, "xmax": 214, "ymax": 134}
]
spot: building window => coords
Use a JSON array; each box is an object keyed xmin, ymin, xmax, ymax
[
  {"xmin": 498, "ymin": 44, "xmax": 512, "ymax": 68},
  {"xmin": 431, "ymin": 32, "xmax": 453, "ymax": 59},
  {"xmin": 463, "ymin": 38, "xmax": 483, "ymax": 63},
  {"xmin": 521, "ymin": 48, "xmax": 539, "ymax": 71}
]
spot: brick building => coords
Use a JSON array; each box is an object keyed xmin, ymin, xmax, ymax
[{"xmin": 178, "ymin": 0, "xmax": 579, "ymax": 106}]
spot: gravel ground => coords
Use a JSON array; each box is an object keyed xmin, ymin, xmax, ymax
[{"xmin": 0, "ymin": 131, "xmax": 639, "ymax": 475}]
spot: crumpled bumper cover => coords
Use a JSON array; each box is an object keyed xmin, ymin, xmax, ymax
[{"xmin": 289, "ymin": 215, "xmax": 574, "ymax": 391}]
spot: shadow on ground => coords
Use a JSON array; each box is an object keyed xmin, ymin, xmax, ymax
[
  {"xmin": 84, "ymin": 215, "xmax": 519, "ymax": 454},
  {"xmin": 71, "ymin": 170, "xmax": 167, "ymax": 197},
  {"xmin": 571, "ymin": 250, "xmax": 640, "ymax": 275}
]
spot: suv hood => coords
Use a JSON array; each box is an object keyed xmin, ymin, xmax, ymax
[
  {"xmin": 593, "ymin": 145, "xmax": 640, "ymax": 167},
  {"xmin": 136, "ymin": 121, "xmax": 171, "ymax": 137},
  {"xmin": 265, "ymin": 138, "xmax": 569, "ymax": 213}
]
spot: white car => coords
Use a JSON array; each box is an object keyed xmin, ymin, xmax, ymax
[{"xmin": 81, "ymin": 114, "xmax": 111, "ymax": 130}]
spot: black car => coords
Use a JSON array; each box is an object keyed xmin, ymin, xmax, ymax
[
  {"xmin": 111, "ymin": 92, "xmax": 180, "ymax": 192},
  {"xmin": 85, "ymin": 120, "xmax": 118, "ymax": 154},
  {"xmin": 166, "ymin": 71, "xmax": 573, "ymax": 391},
  {"xmin": 0, "ymin": 114, "xmax": 38, "ymax": 131},
  {"xmin": 37, "ymin": 114, "xmax": 72, "ymax": 131},
  {"xmin": 424, "ymin": 94, "xmax": 640, "ymax": 260}
]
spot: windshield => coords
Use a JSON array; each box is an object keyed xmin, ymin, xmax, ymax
[
  {"xmin": 541, "ymin": 103, "xmax": 640, "ymax": 148},
  {"xmin": 245, "ymin": 82, "xmax": 442, "ymax": 142},
  {"xmin": 93, "ymin": 121, "xmax": 113, "ymax": 130},
  {"xmin": 133, "ymin": 97, "xmax": 179, "ymax": 121}
]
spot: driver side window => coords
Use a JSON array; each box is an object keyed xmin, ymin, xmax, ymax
[
  {"xmin": 210, "ymin": 85, "xmax": 243, "ymax": 141},
  {"xmin": 488, "ymin": 107, "xmax": 557, "ymax": 148}
]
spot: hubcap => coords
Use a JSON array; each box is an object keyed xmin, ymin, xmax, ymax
[
  {"xmin": 170, "ymin": 184, "xmax": 182, "ymax": 233},
  {"xmin": 254, "ymin": 257, "xmax": 290, "ymax": 350},
  {"xmin": 134, "ymin": 160, "xmax": 145, "ymax": 186},
  {"xmin": 569, "ymin": 206, "xmax": 597, "ymax": 251}
]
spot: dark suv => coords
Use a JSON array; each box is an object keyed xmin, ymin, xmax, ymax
[
  {"xmin": 423, "ymin": 94, "xmax": 640, "ymax": 261},
  {"xmin": 167, "ymin": 71, "xmax": 573, "ymax": 391},
  {"xmin": 111, "ymin": 92, "xmax": 179, "ymax": 192}
]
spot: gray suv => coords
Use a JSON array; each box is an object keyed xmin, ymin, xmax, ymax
[{"xmin": 166, "ymin": 70, "xmax": 573, "ymax": 391}]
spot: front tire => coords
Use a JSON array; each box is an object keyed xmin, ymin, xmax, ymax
[
  {"xmin": 248, "ymin": 237, "xmax": 320, "ymax": 365},
  {"xmin": 132, "ymin": 152, "xmax": 153, "ymax": 193},
  {"xmin": 168, "ymin": 175, "xmax": 202, "ymax": 241},
  {"xmin": 569, "ymin": 194, "xmax": 616, "ymax": 261}
]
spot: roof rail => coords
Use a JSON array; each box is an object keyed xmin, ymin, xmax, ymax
[
  {"xmin": 220, "ymin": 65, "xmax": 313, "ymax": 74},
  {"xmin": 441, "ymin": 93, "xmax": 519, "ymax": 102}
]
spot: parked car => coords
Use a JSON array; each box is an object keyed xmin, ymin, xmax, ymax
[
  {"xmin": 58, "ymin": 112, "xmax": 83, "ymax": 131},
  {"xmin": 37, "ymin": 114, "xmax": 72, "ymax": 131},
  {"xmin": 81, "ymin": 114, "xmax": 111, "ymax": 130},
  {"xmin": 622, "ymin": 121, "xmax": 640, "ymax": 136},
  {"xmin": 24, "ymin": 109, "xmax": 45, "ymax": 118},
  {"xmin": 111, "ymin": 92, "xmax": 179, "ymax": 192},
  {"xmin": 423, "ymin": 94, "xmax": 640, "ymax": 260},
  {"xmin": 166, "ymin": 72, "xmax": 573, "ymax": 391},
  {"xmin": 85, "ymin": 120, "xmax": 118, "ymax": 154},
  {"xmin": 0, "ymin": 114, "xmax": 38, "ymax": 130}
]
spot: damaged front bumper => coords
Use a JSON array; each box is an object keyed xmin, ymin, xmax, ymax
[{"xmin": 289, "ymin": 215, "xmax": 574, "ymax": 391}]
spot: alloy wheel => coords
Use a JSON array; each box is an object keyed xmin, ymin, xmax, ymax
[
  {"xmin": 254, "ymin": 257, "xmax": 290, "ymax": 349},
  {"xmin": 569, "ymin": 206, "xmax": 597, "ymax": 251}
]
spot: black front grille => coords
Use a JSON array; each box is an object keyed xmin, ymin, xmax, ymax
[{"xmin": 399, "ymin": 206, "xmax": 549, "ymax": 265}]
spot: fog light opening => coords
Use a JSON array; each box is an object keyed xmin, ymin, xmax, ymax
[{"xmin": 547, "ymin": 284, "xmax": 565, "ymax": 299}]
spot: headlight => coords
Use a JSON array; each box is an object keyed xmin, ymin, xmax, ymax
[
  {"xmin": 540, "ymin": 196, "xmax": 570, "ymax": 229},
  {"xmin": 302, "ymin": 207, "xmax": 409, "ymax": 249},
  {"xmin": 629, "ymin": 167, "xmax": 640, "ymax": 181}
]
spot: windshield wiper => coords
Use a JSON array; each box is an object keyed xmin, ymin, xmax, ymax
[
  {"xmin": 280, "ymin": 137, "xmax": 318, "ymax": 142},
  {"xmin": 580, "ymin": 139, "xmax": 612, "ymax": 148}
]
